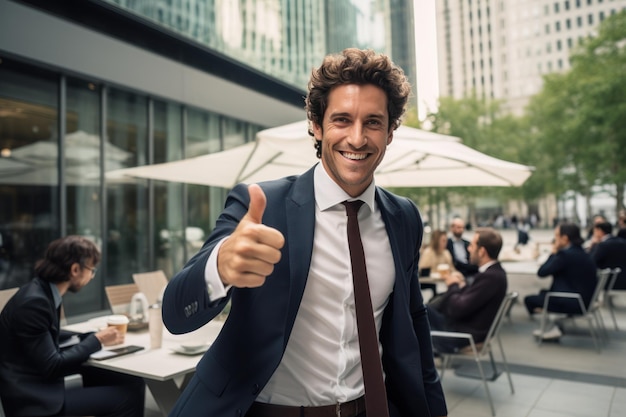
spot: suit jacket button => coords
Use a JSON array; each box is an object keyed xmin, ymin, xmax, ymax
[
  {"xmin": 252, "ymin": 383, "xmax": 260, "ymax": 394},
  {"xmin": 235, "ymin": 409, "xmax": 242, "ymax": 416}
]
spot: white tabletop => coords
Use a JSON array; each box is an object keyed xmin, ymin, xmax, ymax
[{"xmin": 64, "ymin": 316, "xmax": 224, "ymax": 381}]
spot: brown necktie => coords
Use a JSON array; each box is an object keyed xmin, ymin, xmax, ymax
[{"xmin": 343, "ymin": 200, "xmax": 390, "ymax": 417}]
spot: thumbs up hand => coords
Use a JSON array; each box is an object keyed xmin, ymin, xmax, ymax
[{"xmin": 217, "ymin": 184, "xmax": 285, "ymax": 287}]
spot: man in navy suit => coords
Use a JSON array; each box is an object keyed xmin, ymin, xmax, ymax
[
  {"xmin": 589, "ymin": 221, "xmax": 626, "ymax": 290},
  {"xmin": 0, "ymin": 235, "xmax": 144, "ymax": 417},
  {"xmin": 524, "ymin": 223, "xmax": 597, "ymax": 340},
  {"xmin": 162, "ymin": 49, "xmax": 447, "ymax": 417},
  {"xmin": 446, "ymin": 217, "xmax": 478, "ymax": 278}
]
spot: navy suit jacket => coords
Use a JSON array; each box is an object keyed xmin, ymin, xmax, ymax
[
  {"xmin": 0, "ymin": 278, "xmax": 101, "ymax": 416},
  {"xmin": 538, "ymin": 245, "xmax": 598, "ymax": 308},
  {"xmin": 163, "ymin": 166, "xmax": 447, "ymax": 417},
  {"xmin": 446, "ymin": 237, "xmax": 478, "ymax": 277},
  {"xmin": 590, "ymin": 236, "xmax": 626, "ymax": 290}
]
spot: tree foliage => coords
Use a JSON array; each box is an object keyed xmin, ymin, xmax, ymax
[{"xmin": 527, "ymin": 10, "xmax": 626, "ymax": 214}]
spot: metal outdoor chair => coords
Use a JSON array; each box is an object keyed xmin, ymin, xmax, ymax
[
  {"xmin": 536, "ymin": 268, "xmax": 611, "ymax": 352},
  {"xmin": 431, "ymin": 291, "xmax": 518, "ymax": 417},
  {"xmin": 605, "ymin": 267, "xmax": 623, "ymax": 331}
]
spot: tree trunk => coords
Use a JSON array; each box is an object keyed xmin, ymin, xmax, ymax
[{"xmin": 616, "ymin": 182, "xmax": 625, "ymax": 215}]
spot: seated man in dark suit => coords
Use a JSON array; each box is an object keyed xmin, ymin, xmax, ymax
[
  {"xmin": 0, "ymin": 235, "xmax": 144, "ymax": 417},
  {"xmin": 427, "ymin": 227, "xmax": 507, "ymax": 353},
  {"xmin": 617, "ymin": 211, "xmax": 626, "ymax": 239},
  {"xmin": 524, "ymin": 223, "xmax": 597, "ymax": 340},
  {"xmin": 446, "ymin": 217, "xmax": 478, "ymax": 278},
  {"xmin": 589, "ymin": 221, "xmax": 626, "ymax": 290}
]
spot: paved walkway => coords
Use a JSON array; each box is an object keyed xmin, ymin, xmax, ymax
[{"xmin": 441, "ymin": 227, "xmax": 626, "ymax": 416}]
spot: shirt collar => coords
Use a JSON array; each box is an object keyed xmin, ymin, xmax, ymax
[
  {"xmin": 314, "ymin": 163, "xmax": 376, "ymax": 212},
  {"xmin": 48, "ymin": 282, "xmax": 62, "ymax": 309},
  {"xmin": 478, "ymin": 260, "xmax": 497, "ymax": 273}
]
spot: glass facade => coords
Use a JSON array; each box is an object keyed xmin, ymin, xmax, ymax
[
  {"xmin": 99, "ymin": 0, "xmax": 405, "ymax": 91},
  {"xmin": 0, "ymin": 0, "xmax": 416, "ymax": 319},
  {"xmin": 0, "ymin": 58, "xmax": 261, "ymax": 316}
]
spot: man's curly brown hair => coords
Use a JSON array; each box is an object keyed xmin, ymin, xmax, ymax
[{"xmin": 305, "ymin": 48, "xmax": 411, "ymax": 158}]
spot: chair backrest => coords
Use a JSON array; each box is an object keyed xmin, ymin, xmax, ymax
[
  {"xmin": 606, "ymin": 267, "xmax": 623, "ymax": 292},
  {"xmin": 132, "ymin": 270, "xmax": 168, "ymax": 305},
  {"xmin": 0, "ymin": 287, "xmax": 18, "ymax": 312},
  {"xmin": 479, "ymin": 291, "xmax": 519, "ymax": 356},
  {"xmin": 105, "ymin": 283, "xmax": 140, "ymax": 314},
  {"xmin": 591, "ymin": 268, "xmax": 612, "ymax": 308}
]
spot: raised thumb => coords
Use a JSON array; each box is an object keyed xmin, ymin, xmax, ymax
[{"xmin": 245, "ymin": 184, "xmax": 266, "ymax": 224}]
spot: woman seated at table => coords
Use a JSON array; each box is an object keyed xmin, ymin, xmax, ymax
[{"xmin": 418, "ymin": 229, "xmax": 457, "ymax": 296}]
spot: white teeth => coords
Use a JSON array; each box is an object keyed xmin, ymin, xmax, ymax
[{"xmin": 343, "ymin": 152, "xmax": 367, "ymax": 160}]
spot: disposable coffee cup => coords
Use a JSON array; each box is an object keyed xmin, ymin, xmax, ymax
[
  {"xmin": 107, "ymin": 314, "xmax": 129, "ymax": 341},
  {"xmin": 436, "ymin": 263, "xmax": 451, "ymax": 279}
]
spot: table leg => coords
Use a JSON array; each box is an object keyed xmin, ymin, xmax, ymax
[{"xmin": 145, "ymin": 379, "xmax": 182, "ymax": 416}]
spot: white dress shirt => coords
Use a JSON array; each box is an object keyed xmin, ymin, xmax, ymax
[{"xmin": 204, "ymin": 164, "xmax": 396, "ymax": 406}]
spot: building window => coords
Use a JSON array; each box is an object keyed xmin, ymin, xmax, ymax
[
  {"xmin": 577, "ymin": 16, "xmax": 583, "ymax": 26},
  {"xmin": 588, "ymin": 13, "xmax": 594, "ymax": 24},
  {"xmin": 566, "ymin": 18, "xmax": 571, "ymax": 29},
  {"xmin": 554, "ymin": 2, "xmax": 560, "ymax": 13},
  {"xmin": 0, "ymin": 61, "xmax": 59, "ymax": 290},
  {"xmin": 557, "ymin": 39, "xmax": 562, "ymax": 50},
  {"xmin": 600, "ymin": 11, "xmax": 605, "ymax": 21},
  {"xmin": 565, "ymin": 1, "xmax": 571, "ymax": 10},
  {"xmin": 556, "ymin": 21, "xmax": 561, "ymax": 31}
]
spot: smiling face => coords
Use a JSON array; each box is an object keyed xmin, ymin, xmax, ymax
[{"xmin": 312, "ymin": 84, "xmax": 393, "ymax": 197}]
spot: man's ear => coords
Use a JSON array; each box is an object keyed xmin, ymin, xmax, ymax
[
  {"xmin": 312, "ymin": 122, "xmax": 323, "ymax": 140},
  {"xmin": 69, "ymin": 262, "xmax": 81, "ymax": 277},
  {"xmin": 386, "ymin": 130, "xmax": 393, "ymax": 146}
]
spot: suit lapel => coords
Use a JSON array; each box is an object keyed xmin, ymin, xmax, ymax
[
  {"xmin": 375, "ymin": 189, "xmax": 404, "ymax": 290},
  {"xmin": 283, "ymin": 167, "xmax": 316, "ymax": 342}
]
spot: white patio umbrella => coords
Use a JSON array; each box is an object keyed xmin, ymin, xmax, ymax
[
  {"xmin": 108, "ymin": 120, "xmax": 533, "ymax": 188},
  {"xmin": 1, "ymin": 131, "xmax": 131, "ymax": 186}
]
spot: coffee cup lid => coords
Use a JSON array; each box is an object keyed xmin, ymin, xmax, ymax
[{"xmin": 107, "ymin": 314, "xmax": 129, "ymax": 325}]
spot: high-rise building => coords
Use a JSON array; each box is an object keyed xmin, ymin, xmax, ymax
[
  {"xmin": 435, "ymin": 0, "xmax": 626, "ymax": 114},
  {"xmin": 0, "ymin": 0, "xmax": 416, "ymax": 316}
]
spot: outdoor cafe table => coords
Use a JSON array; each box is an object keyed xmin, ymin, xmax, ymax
[{"xmin": 63, "ymin": 316, "xmax": 224, "ymax": 416}]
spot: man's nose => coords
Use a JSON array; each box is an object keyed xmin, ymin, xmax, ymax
[{"xmin": 346, "ymin": 125, "xmax": 367, "ymax": 148}]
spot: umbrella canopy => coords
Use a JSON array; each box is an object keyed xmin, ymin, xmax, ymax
[
  {"xmin": 1, "ymin": 131, "xmax": 131, "ymax": 186},
  {"xmin": 108, "ymin": 120, "xmax": 533, "ymax": 188}
]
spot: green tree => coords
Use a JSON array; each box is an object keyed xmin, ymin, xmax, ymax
[
  {"xmin": 528, "ymin": 10, "xmax": 626, "ymax": 217},
  {"xmin": 418, "ymin": 95, "xmax": 537, "ymax": 227}
]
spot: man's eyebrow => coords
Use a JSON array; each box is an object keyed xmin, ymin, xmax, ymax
[{"xmin": 327, "ymin": 112, "xmax": 386, "ymax": 120}]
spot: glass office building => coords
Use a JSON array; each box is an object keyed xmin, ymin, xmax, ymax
[{"xmin": 0, "ymin": 0, "xmax": 415, "ymax": 317}]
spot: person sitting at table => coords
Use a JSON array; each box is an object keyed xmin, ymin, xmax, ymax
[
  {"xmin": 0, "ymin": 235, "xmax": 145, "ymax": 417},
  {"xmin": 446, "ymin": 217, "xmax": 479, "ymax": 279},
  {"xmin": 524, "ymin": 222, "xmax": 597, "ymax": 340},
  {"xmin": 589, "ymin": 221, "xmax": 626, "ymax": 290},
  {"xmin": 426, "ymin": 227, "xmax": 507, "ymax": 353},
  {"xmin": 418, "ymin": 229, "xmax": 456, "ymax": 297}
]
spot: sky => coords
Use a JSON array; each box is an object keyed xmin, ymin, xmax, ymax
[{"xmin": 413, "ymin": 0, "xmax": 439, "ymax": 122}]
